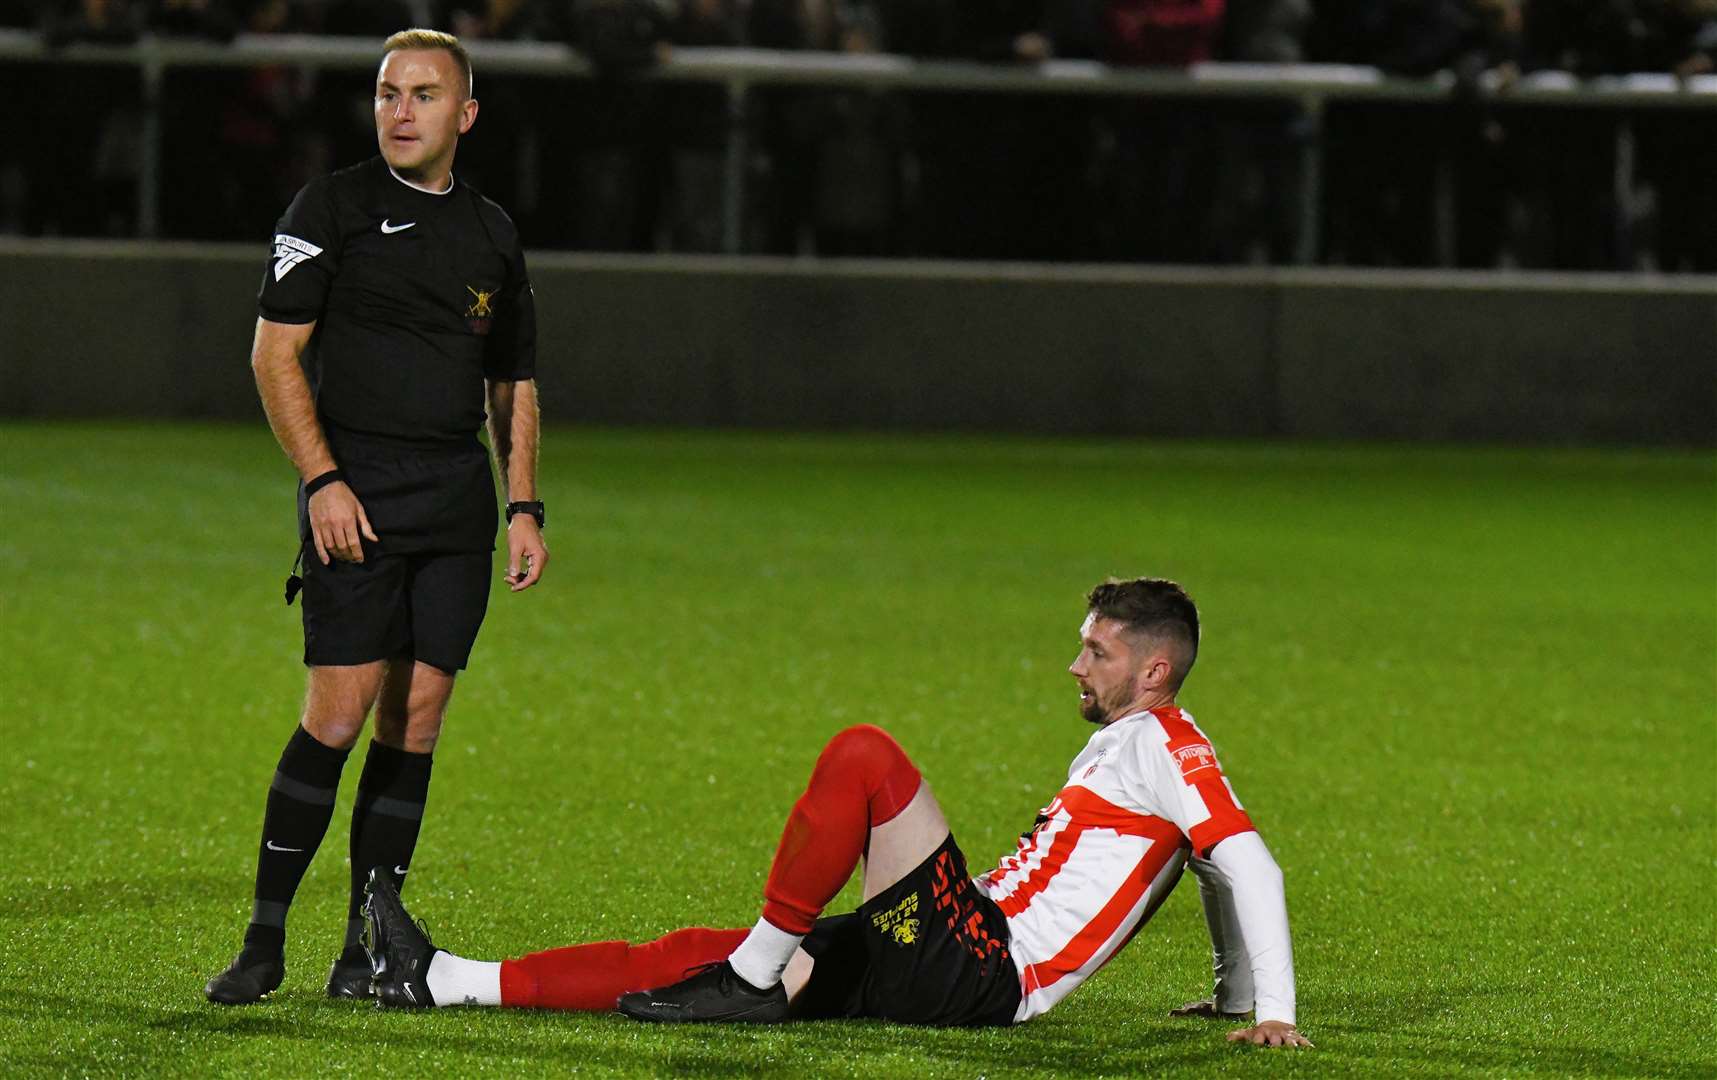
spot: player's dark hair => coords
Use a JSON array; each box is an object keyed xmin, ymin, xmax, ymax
[
  {"xmin": 382, "ymin": 29, "xmax": 475, "ymax": 99},
  {"xmin": 1086, "ymin": 577, "xmax": 1199, "ymax": 689}
]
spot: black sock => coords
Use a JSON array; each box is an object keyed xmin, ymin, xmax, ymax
[
  {"xmin": 344, "ymin": 740, "xmax": 435, "ymax": 954},
  {"xmin": 242, "ymin": 725, "xmax": 350, "ymax": 962}
]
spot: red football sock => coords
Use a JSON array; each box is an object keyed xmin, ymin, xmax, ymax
[
  {"xmin": 499, "ymin": 926, "xmax": 748, "ymax": 1010},
  {"xmin": 760, "ymin": 724, "xmax": 922, "ymax": 935}
]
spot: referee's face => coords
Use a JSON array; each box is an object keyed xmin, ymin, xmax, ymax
[{"xmin": 375, "ymin": 48, "xmax": 478, "ymax": 183}]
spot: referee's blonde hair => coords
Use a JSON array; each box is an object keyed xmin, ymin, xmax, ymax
[{"xmin": 381, "ymin": 29, "xmax": 474, "ymax": 99}]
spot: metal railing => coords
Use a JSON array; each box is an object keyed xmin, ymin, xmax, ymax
[{"xmin": 6, "ymin": 28, "xmax": 1716, "ymax": 260}]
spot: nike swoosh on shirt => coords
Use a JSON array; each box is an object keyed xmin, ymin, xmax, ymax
[
  {"xmin": 265, "ymin": 840, "xmax": 304, "ymax": 852},
  {"xmin": 380, "ymin": 220, "xmax": 416, "ymax": 234}
]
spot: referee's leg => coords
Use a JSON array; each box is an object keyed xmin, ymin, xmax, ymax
[
  {"xmin": 205, "ymin": 662, "xmax": 387, "ymax": 1004},
  {"xmin": 336, "ymin": 660, "xmax": 458, "ymax": 971},
  {"xmin": 334, "ymin": 548, "xmax": 487, "ymax": 975}
]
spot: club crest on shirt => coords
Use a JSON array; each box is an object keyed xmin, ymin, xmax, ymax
[
  {"xmin": 1171, "ymin": 741, "xmax": 1220, "ymax": 783},
  {"xmin": 1082, "ymin": 748, "xmax": 1108, "ymax": 779},
  {"xmin": 871, "ymin": 891, "xmax": 920, "ymax": 946},
  {"xmin": 464, "ymin": 284, "xmax": 498, "ymax": 335}
]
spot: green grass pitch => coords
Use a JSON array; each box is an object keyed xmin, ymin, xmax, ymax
[{"xmin": 1, "ymin": 423, "xmax": 1712, "ymax": 1078}]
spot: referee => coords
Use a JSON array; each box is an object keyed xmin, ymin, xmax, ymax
[{"xmin": 206, "ymin": 29, "xmax": 548, "ymax": 1005}]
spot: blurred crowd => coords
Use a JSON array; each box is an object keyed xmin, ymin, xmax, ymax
[{"xmin": 4, "ymin": 0, "xmax": 1715, "ymax": 269}]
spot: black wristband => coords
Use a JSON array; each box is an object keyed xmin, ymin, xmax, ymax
[
  {"xmin": 506, "ymin": 500, "xmax": 545, "ymax": 529},
  {"xmin": 304, "ymin": 469, "xmax": 344, "ymax": 497}
]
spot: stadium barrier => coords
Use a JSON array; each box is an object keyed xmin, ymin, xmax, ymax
[
  {"xmin": 2, "ymin": 239, "xmax": 1711, "ymax": 444},
  {"xmin": 3, "ymin": 30, "xmax": 1717, "ymax": 261}
]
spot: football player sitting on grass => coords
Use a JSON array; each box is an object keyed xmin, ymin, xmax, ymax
[{"xmin": 362, "ymin": 578, "xmax": 1311, "ymax": 1047}]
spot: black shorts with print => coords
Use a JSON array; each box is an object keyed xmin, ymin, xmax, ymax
[{"xmin": 792, "ymin": 833, "xmax": 1020, "ymax": 1027}]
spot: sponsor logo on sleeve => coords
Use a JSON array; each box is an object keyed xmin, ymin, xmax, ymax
[
  {"xmin": 271, "ymin": 233, "xmax": 323, "ymax": 281},
  {"xmin": 1171, "ymin": 741, "xmax": 1221, "ymax": 784}
]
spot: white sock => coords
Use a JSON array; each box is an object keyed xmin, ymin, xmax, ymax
[
  {"xmin": 425, "ymin": 951, "xmax": 503, "ymax": 1007},
  {"xmin": 727, "ymin": 917, "xmax": 803, "ymax": 990}
]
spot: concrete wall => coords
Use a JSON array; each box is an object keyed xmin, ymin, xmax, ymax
[{"xmin": 2, "ymin": 240, "xmax": 1711, "ymax": 444}]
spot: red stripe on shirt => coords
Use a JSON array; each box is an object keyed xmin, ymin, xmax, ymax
[
  {"xmin": 996, "ymin": 787, "xmax": 1182, "ymax": 918},
  {"xmin": 1055, "ymin": 784, "xmax": 1185, "ymax": 838},
  {"xmin": 996, "ymin": 821, "xmax": 1087, "ymax": 917},
  {"xmin": 1020, "ymin": 834, "xmax": 1186, "ymax": 995},
  {"xmin": 1153, "ymin": 706, "xmax": 1256, "ymax": 856}
]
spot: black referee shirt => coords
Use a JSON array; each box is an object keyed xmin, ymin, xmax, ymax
[{"xmin": 257, "ymin": 156, "xmax": 537, "ymax": 448}]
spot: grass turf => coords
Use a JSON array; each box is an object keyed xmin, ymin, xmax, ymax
[{"xmin": 0, "ymin": 423, "xmax": 1712, "ymax": 1078}]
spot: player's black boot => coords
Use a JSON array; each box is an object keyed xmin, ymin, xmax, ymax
[
  {"xmin": 617, "ymin": 961, "xmax": 790, "ymax": 1024},
  {"xmin": 362, "ymin": 867, "xmax": 439, "ymax": 1008},
  {"xmin": 325, "ymin": 946, "xmax": 376, "ymax": 1000},
  {"xmin": 204, "ymin": 949, "xmax": 285, "ymax": 1005}
]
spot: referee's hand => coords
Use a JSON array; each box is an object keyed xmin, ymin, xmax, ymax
[
  {"xmin": 308, "ymin": 481, "xmax": 378, "ymax": 565},
  {"xmin": 506, "ymin": 516, "xmax": 548, "ymax": 592}
]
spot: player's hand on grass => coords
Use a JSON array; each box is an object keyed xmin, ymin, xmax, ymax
[
  {"xmin": 1169, "ymin": 998, "xmax": 1250, "ymax": 1020},
  {"xmin": 506, "ymin": 516, "xmax": 548, "ymax": 592},
  {"xmin": 1226, "ymin": 1021, "xmax": 1313, "ymax": 1048},
  {"xmin": 309, "ymin": 481, "xmax": 378, "ymax": 564}
]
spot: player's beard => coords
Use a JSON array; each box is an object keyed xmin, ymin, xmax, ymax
[{"xmin": 1080, "ymin": 678, "xmax": 1136, "ymax": 726}]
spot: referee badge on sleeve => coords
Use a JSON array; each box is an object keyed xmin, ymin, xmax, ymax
[{"xmin": 272, "ymin": 234, "xmax": 323, "ymax": 281}]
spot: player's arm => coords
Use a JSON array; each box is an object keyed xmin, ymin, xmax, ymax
[
  {"xmin": 1168, "ymin": 853, "xmax": 1256, "ymax": 1020},
  {"xmin": 1204, "ymin": 832, "xmax": 1310, "ymax": 1048},
  {"xmin": 1139, "ymin": 728, "xmax": 1307, "ymax": 1048},
  {"xmin": 251, "ymin": 316, "xmax": 375, "ymax": 565},
  {"xmin": 485, "ymin": 377, "xmax": 547, "ymax": 592}
]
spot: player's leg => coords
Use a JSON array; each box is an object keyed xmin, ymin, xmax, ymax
[
  {"xmin": 619, "ymin": 724, "xmax": 934, "ymax": 1022},
  {"xmin": 332, "ymin": 551, "xmax": 486, "ymax": 995},
  {"xmin": 859, "ymin": 782, "xmax": 951, "ymax": 901},
  {"xmin": 735, "ymin": 724, "xmax": 938, "ymax": 982},
  {"xmin": 362, "ymin": 869, "xmax": 751, "ymax": 1010},
  {"xmin": 205, "ymin": 661, "xmax": 388, "ymax": 1004}
]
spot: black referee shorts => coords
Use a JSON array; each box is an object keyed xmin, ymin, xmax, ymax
[
  {"xmin": 296, "ymin": 430, "xmax": 498, "ymax": 673},
  {"xmin": 299, "ymin": 547, "xmax": 491, "ymax": 673},
  {"xmin": 792, "ymin": 833, "xmax": 1021, "ymax": 1027}
]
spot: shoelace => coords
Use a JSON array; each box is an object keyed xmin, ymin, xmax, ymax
[{"xmin": 680, "ymin": 961, "xmax": 746, "ymax": 998}]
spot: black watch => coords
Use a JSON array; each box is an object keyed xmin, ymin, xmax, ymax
[{"xmin": 505, "ymin": 500, "xmax": 545, "ymax": 529}]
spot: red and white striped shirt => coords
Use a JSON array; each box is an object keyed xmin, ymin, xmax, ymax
[{"xmin": 975, "ymin": 705, "xmax": 1255, "ymax": 1021}]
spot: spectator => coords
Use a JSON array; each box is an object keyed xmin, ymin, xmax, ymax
[
  {"xmin": 1101, "ymin": 0, "xmax": 1224, "ymax": 67},
  {"xmin": 903, "ymin": 0, "xmax": 1098, "ymax": 260},
  {"xmin": 156, "ymin": 0, "xmax": 323, "ymax": 240},
  {"xmin": 807, "ymin": 9, "xmax": 910, "ymax": 254},
  {"xmin": 321, "ymin": 0, "xmax": 415, "ymax": 36},
  {"xmin": 748, "ymin": 2, "xmax": 909, "ymax": 255},
  {"xmin": 440, "ymin": 0, "xmax": 543, "ymax": 40},
  {"xmin": 660, "ymin": 0, "xmax": 740, "ymax": 251},
  {"xmin": 42, "ymin": 0, "xmax": 142, "ymax": 46},
  {"xmin": 1098, "ymin": 0, "xmax": 1227, "ymax": 263},
  {"xmin": 1514, "ymin": 0, "xmax": 1635, "ymax": 268},
  {"xmin": 1208, "ymin": 0, "xmax": 1311, "ymax": 263},
  {"xmin": 149, "ymin": 0, "xmax": 239, "ymax": 41},
  {"xmin": 31, "ymin": 2, "xmax": 142, "ymax": 235},
  {"xmin": 1223, "ymin": 0, "xmax": 1308, "ymax": 62},
  {"xmin": 1316, "ymin": 0, "xmax": 1520, "ymax": 267},
  {"xmin": 1636, "ymin": 0, "xmax": 1717, "ymax": 271},
  {"xmin": 1523, "ymin": 0, "xmax": 1649, "ymax": 75}
]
